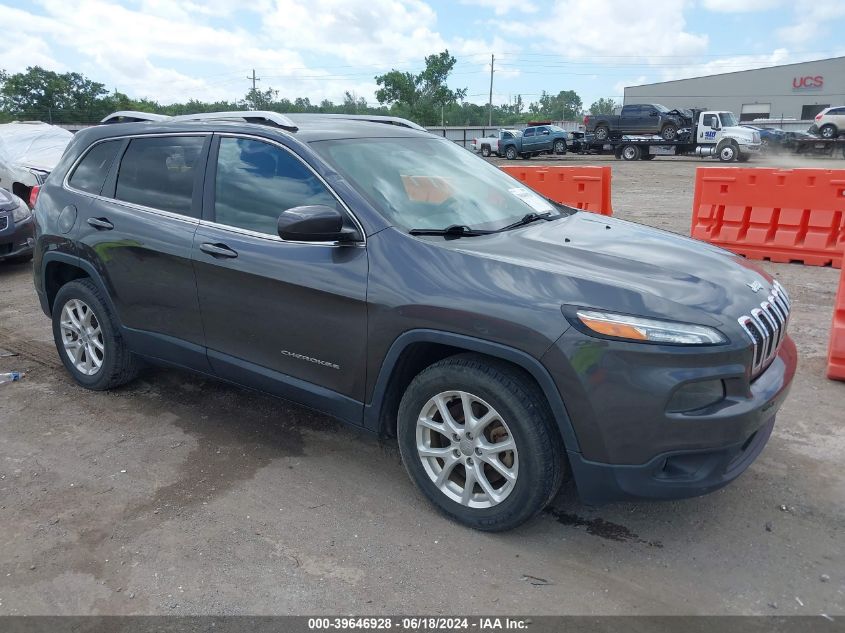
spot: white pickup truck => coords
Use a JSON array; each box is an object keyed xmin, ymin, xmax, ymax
[{"xmin": 471, "ymin": 129, "xmax": 520, "ymax": 157}]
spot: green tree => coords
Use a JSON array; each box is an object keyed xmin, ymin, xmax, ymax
[
  {"xmin": 529, "ymin": 90, "xmax": 583, "ymax": 121},
  {"xmin": 0, "ymin": 66, "xmax": 111, "ymax": 123},
  {"xmin": 589, "ymin": 97, "xmax": 618, "ymax": 115},
  {"xmin": 374, "ymin": 50, "xmax": 467, "ymax": 125}
]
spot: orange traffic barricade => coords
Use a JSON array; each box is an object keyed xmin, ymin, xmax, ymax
[
  {"xmin": 691, "ymin": 167, "xmax": 845, "ymax": 268},
  {"xmin": 501, "ymin": 166, "xmax": 613, "ymax": 216},
  {"xmin": 828, "ymin": 258, "xmax": 845, "ymax": 380}
]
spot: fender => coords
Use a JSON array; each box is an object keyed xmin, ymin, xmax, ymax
[
  {"xmin": 38, "ymin": 251, "xmax": 122, "ymax": 322},
  {"xmin": 363, "ymin": 329, "xmax": 581, "ymax": 452}
]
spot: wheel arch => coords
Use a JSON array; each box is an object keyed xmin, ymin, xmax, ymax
[
  {"xmin": 41, "ymin": 252, "xmax": 118, "ymax": 321},
  {"xmin": 364, "ymin": 329, "xmax": 580, "ymax": 453}
]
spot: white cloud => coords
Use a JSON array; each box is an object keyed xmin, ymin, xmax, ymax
[
  {"xmin": 656, "ymin": 48, "xmax": 793, "ymax": 82},
  {"xmin": 501, "ymin": 0, "xmax": 708, "ymax": 60},
  {"xmin": 701, "ymin": 0, "xmax": 782, "ymax": 12},
  {"xmin": 459, "ymin": 0, "xmax": 537, "ymax": 15},
  {"xmin": 776, "ymin": 0, "xmax": 845, "ymax": 45}
]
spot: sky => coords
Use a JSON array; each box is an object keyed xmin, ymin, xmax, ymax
[{"xmin": 2, "ymin": 0, "xmax": 845, "ymax": 110}]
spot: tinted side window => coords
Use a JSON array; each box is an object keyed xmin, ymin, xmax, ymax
[
  {"xmin": 115, "ymin": 136, "xmax": 205, "ymax": 217},
  {"xmin": 68, "ymin": 140, "xmax": 122, "ymax": 194},
  {"xmin": 214, "ymin": 137, "xmax": 336, "ymax": 235},
  {"xmin": 523, "ymin": 128, "xmax": 535, "ymax": 137}
]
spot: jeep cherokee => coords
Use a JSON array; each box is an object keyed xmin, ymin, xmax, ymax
[{"xmin": 32, "ymin": 113, "xmax": 796, "ymax": 531}]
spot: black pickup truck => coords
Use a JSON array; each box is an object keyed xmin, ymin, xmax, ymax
[{"xmin": 584, "ymin": 104, "xmax": 692, "ymax": 142}]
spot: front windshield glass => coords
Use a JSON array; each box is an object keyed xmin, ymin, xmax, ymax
[
  {"xmin": 720, "ymin": 112, "xmax": 738, "ymax": 127},
  {"xmin": 311, "ymin": 137, "xmax": 565, "ymax": 231},
  {"xmin": 654, "ymin": 104, "xmax": 670, "ymax": 112},
  {"xmin": 549, "ymin": 125, "xmax": 566, "ymax": 132}
]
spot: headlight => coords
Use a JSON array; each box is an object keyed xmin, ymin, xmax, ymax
[
  {"xmin": 12, "ymin": 201, "xmax": 31, "ymax": 223},
  {"xmin": 576, "ymin": 310, "xmax": 727, "ymax": 345}
]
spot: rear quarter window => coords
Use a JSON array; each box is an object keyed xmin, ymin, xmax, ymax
[{"xmin": 68, "ymin": 140, "xmax": 122, "ymax": 195}]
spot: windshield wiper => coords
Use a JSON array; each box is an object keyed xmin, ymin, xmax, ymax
[
  {"xmin": 495, "ymin": 212, "xmax": 553, "ymax": 232},
  {"xmin": 408, "ymin": 224, "xmax": 495, "ymax": 238}
]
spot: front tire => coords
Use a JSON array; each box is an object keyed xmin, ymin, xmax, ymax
[
  {"xmin": 397, "ymin": 355, "xmax": 565, "ymax": 531},
  {"xmin": 661, "ymin": 124, "xmax": 678, "ymax": 141},
  {"xmin": 718, "ymin": 141, "xmax": 739, "ymax": 162},
  {"xmin": 52, "ymin": 279, "xmax": 140, "ymax": 390}
]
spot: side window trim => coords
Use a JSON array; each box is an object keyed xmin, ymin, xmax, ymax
[
  {"xmin": 64, "ymin": 133, "xmax": 212, "ymax": 223},
  {"xmin": 203, "ymin": 133, "xmax": 365, "ymax": 245}
]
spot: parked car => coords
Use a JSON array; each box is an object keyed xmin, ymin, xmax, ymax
[
  {"xmin": 740, "ymin": 125, "xmax": 787, "ymax": 150},
  {"xmin": 471, "ymin": 129, "xmax": 520, "ymax": 157},
  {"xmin": 499, "ymin": 125, "xmax": 567, "ymax": 160},
  {"xmin": 808, "ymin": 106, "xmax": 845, "ymax": 139},
  {"xmin": 0, "ymin": 187, "xmax": 34, "ymax": 263},
  {"xmin": 0, "ymin": 122, "xmax": 73, "ymax": 205},
  {"xmin": 585, "ymin": 104, "xmax": 691, "ymax": 142},
  {"xmin": 33, "ymin": 114, "xmax": 795, "ymax": 531}
]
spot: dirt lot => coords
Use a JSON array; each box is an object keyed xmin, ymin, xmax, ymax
[{"xmin": 1, "ymin": 152, "xmax": 843, "ymax": 616}]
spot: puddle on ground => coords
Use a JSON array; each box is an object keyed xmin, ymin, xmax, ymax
[{"xmin": 546, "ymin": 508, "xmax": 663, "ymax": 548}]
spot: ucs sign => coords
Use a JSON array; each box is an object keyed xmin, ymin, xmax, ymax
[{"xmin": 793, "ymin": 75, "xmax": 824, "ymax": 90}]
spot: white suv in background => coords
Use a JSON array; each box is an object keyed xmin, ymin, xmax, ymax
[{"xmin": 812, "ymin": 106, "xmax": 845, "ymax": 139}]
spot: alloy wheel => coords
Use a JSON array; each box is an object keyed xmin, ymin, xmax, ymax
[
  {"xmin": 60, "ymin": 299, "xmax": 104, "ymax": 376},
  {"xmin": 415, "ymin": 390, "xmax": 518, "ymax": 508}
]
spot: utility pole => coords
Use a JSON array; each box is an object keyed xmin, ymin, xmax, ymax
[
  {"xmin": 247, "ymin": 69, "xmax": 260, "ymax": 92},
  {"xmin": 487, "ymin": 54, "xmax": 494, "ymax": 126}
]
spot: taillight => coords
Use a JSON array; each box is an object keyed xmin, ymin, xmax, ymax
[
  {"xmin": 583, "ymin": 116, "xmax": 589, "ymax": 125},
  {"xmin": 29, "ymin": 185, "xmax": 40, "ymax": 209},
  {"xmin": 815, "ymin": 113, "xmax": 823, "ymax": 121}
]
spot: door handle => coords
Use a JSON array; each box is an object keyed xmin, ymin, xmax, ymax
[
  {"xmin": 87, "ymin": 217, "xmax": 114, "ymax": 230},
  {"xmin": 200, "ymin": 242, "xmax": 238, "ymax": 258}
]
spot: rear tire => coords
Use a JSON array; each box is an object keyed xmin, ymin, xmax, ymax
[
  {"xmin": 820, "ymin": 124, "xmax": 837, "ymax": 139},
  {"xmin": 621, "ymin": 144, "xmax": 641, "ymax": 161},
  {"xmin": 481, "ymin": 145, "xmax": 491, "ymax": 157},
  {"xmin": 505, "ymin": 146, "xmax": 517, "ymax": 160},
  {"xmin": 52, "ymin": 279, "xmax": 140, "ymax": 391},
  {"xmin": 594, "ymin": 126, "xmax": 609, "ymax": 141},
  {"xmin": 553, "ymin": 140, "xmax": 566, "ymax": 155},
  {"xmin": 397, "ymin": 354, "xmax": 565, "ymax": 531}
]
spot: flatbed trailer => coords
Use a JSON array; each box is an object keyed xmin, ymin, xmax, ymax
[{"xmin": 785, "ymin": 136, "xmax": 845, "ymax": 158}]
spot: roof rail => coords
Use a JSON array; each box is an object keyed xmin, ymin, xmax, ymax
[
  {"xmin": 100, "ymin": 111, "xmax": 173, "ymax": 124},
  {"xmin": 283, "ymin": 113, "xmax": 426, "ymax": 132},
  {"xmin": 170, "ymin": 111, "xmax": 298, "ymax": 132}
]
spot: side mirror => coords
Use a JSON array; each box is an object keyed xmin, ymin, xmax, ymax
[
  {"xmin": 277, "ymin": 205, "xmax": 359, "ymax": 243},
  {"xmin": 711, "ymin": 121, "xmax": 721, "ymax": 130}
]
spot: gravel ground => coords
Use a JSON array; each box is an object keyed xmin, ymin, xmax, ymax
[{"xmin": 0, "ymin": 151, "xmax": 843, "ymax": 616}]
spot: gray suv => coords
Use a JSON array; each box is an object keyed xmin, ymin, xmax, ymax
[{"xmin": 32, "ymin": 113, "xmax": 796, "ymax": 531}]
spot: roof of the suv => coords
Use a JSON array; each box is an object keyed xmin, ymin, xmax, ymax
[{"xmin": 76, "ymin": 117, "xmax": 433, "ymax": 148}]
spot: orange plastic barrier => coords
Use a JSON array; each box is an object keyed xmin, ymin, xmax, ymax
[
  {"xmin": 828, "ymin": 260, "xmax": 845, "ymax": 380},
  {"xmin": 690, "ymin": 167, "xmax": 845, "ymax": 268},
  {"xmin": 501, "ymin": 166, "xmax": 613, "ymax": 216}
]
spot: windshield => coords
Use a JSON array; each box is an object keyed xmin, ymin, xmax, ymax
[
  {"xmin": 719, "ymin": 112, "xmax": 738, "ymax": 127},
  {"xmin": 653, "ymin": 104, "xmax": 670, "ymax": 113},
  {"xmin": 549, "ymin": 125, "xmax": 566, "ymax": 133},
  {"xmin": 311, "ymin": 137, "xmax": 565, "ymax": 232}
]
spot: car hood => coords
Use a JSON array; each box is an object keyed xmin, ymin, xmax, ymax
[{"xmin": 447, "ymin": 212, "xmax": 774, "ymax": 327}]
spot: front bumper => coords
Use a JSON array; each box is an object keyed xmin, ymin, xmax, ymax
[
  {"xmin": 543, "ymin": 328, "xmax": 796, "ymax": 504},
  {"xmin": 0, "ymin": 213, "xmax": 34, "ymax": 261},
  {"xmin": 740, "ymin": 142, "xmax": 762, "ymax": 154}
]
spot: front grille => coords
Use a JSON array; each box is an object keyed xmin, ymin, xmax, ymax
[
  {"xmin": 0, "ymin": 216, "xmax": 8, "ymax": 231},
  {"xmin": 738, "ymin": 281, "xmax": 790, "ymax": 377}
]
